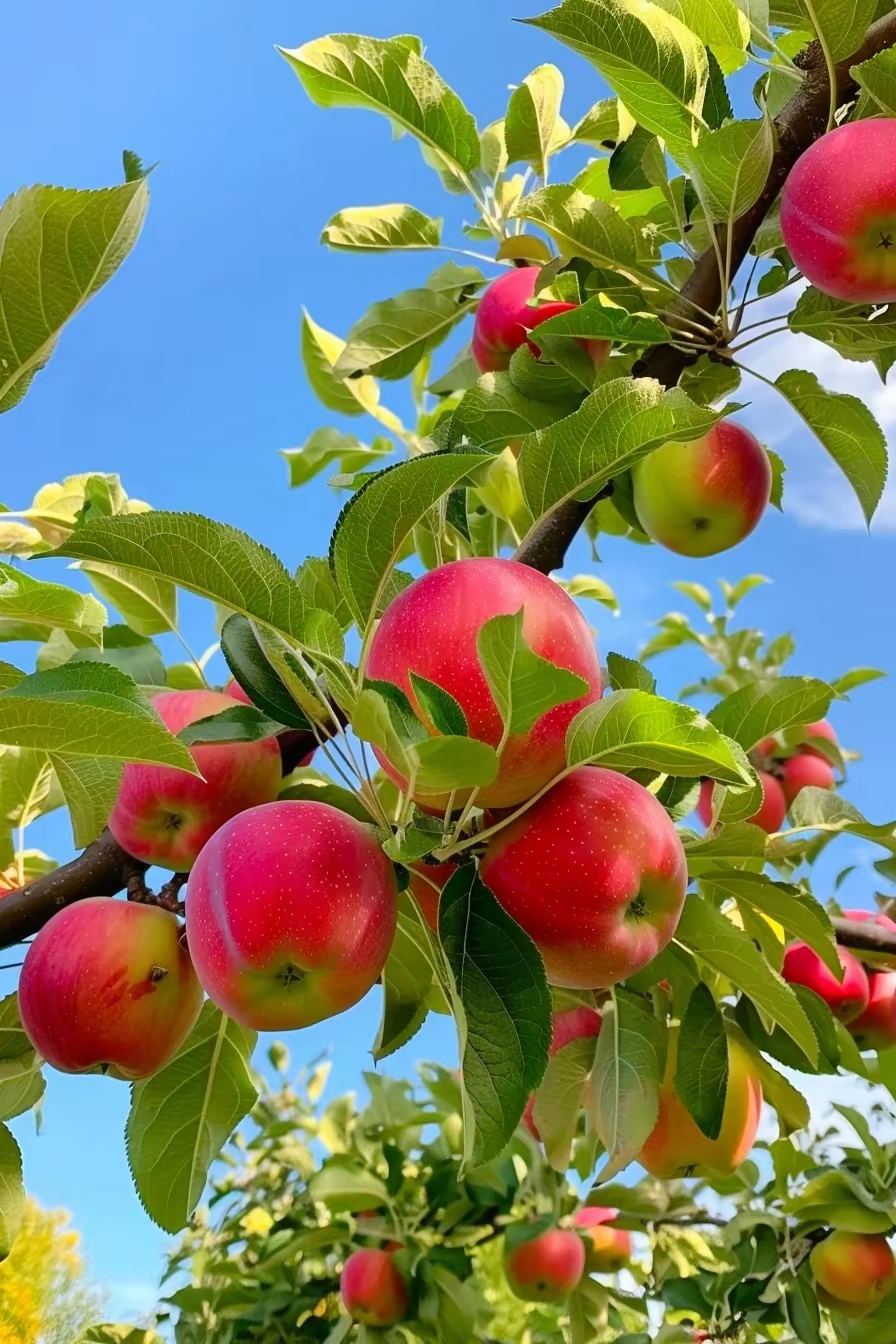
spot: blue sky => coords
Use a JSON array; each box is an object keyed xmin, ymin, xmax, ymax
[{"xmin": 2, "ymin": 0, "xmax": 895, "ymax": 1324}]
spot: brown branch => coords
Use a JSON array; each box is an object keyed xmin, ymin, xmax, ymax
[
  {"xmin": 832, "ymin": 916, "xmax": 896, "ymax": 966},
  {"xmin": 514, "ymin": 9, "xmax": 896, "ymax": 576}
]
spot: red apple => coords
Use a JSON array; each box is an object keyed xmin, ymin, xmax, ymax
[
  {"xmin": 481, "ymin": 766, "xmax": 687, "ymax": 989},
  {"xmin": 366, "ymin": 558, "xmax": 602, "ymax": 810},
  {"xmin": 638, "ymin": 1036, "xmax": 762, "ymax": 1179},
  {"xmin": 524, "ymin": 1005, "xmax": 602, "ymax": 1137},
  {"xmin": 226, "ymin": 678, "xmax": 315, "ymax": 771},
  {"xmin": 340, "ymin": 1249, "xmax": 409, "ymax": 1326},
  {"xmin": 504, "ymin": 1226, "xmax": 586, "ymax": 1302},
  {"xmin": 780, "ymin": 120, "xmax": 896, "ymax": 303},
  {"xmin": 407, "ymin": 860, "xmax": 457, "ymax": 932},
  {"xmin": 472, "ymin": 267, "xmax": 610, "ymax": 372},
  {"xmin": 186, "ymin": 799, "xmax": 397, "ymax": 1031},
  {"xmin": 780, "ymin": 752, "xmax": 835, "ymax": 807},
  {"xmin": 631, "ymin": 421, "xmax": 772, "ymax": 557},
  {"xmin": 754, "ymin": 736, "xmax": 778, "ymax": 759},
  {"xmin": 573, "ymin": 1207, "xmax": 633, "ymax": 1272},
  {"xmin": 697, "ymin": 770, "xmax": 786, "ymax": 834},
  {"xmin": 810, "ymin": 1232, "xmax": 896, "ymax": 1315},
  {"xmin": 19, "ymin": 899, "xmax": 203, "ymax": 1079},
  {"xmin": 849, "ymin": 972, "xmax": 896, "ymax": 1051},
  {"xmin": 109, "ymin": 689, "xmax": 282, "ymax": 872},
  {"xmin": 799, "ymin": 718, "xmax": 838, "ymax": 761},
  {"xmin": 781, "ymin": 943, "xmax": 869, "ymax": 1023}
]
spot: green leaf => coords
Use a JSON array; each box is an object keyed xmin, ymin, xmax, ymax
[
  {"xmin": 354, "ymin": 688, "xmax": 498, "ymax": 793},
  {"xmin": 428, "ymin": 346, "xmax": 481, "ymax": 396},
  {"xmin": 0, "ymin": 747, "xmax": 59, "ymax": 829},
  {"xmin": 321, "ymin": 204, "xmax": 442, "ymax": 251},
  {"xmin": 526, "ymin": 0, "xmax": 709, "ymax": 151},
  {"xmin": 784, "ymin": 1266, "xmax": 823, "ymax": 1344},
  {"xmin": 788, "ymin": 288, "xmax": 896, "ymax": 365},
  {"xmin": 799, "ymin": 0, "xmax": 876, "ymax": 60},
  {"xmin": 558, "ymin": 574, "xmax": 620, "ymax": 616},
  {"xmin": 50, "ymin": 755, "xmax": 123, "ymax": 847},
  {"xmin": 49, "ymin": 511, "xmax": 310, "ymax": 643},
  {"xmin": 568, "ymin": 98, "xmax": 621, "ymax": 147},
  {"xmin": 830, "ymin": 666, "xmax": 885, "ymax": 695},
  {"xmin": 0, "ymin": 664, "xmax": 23, "ymax": 693},
  {"xmin": 282, "ymin": 428, "xmax": 392, "ymax": 490},
  {"xmin": 0, "ymin": 180, "xmax": 148, "ymax": 413},
  {"xmin": 532, "ymin": 1034, "xmax": 599, "ymax": 1172},
  {"xmin": 657, "ymin": 0, "xmax": 750, "ymax": 72},
  {"xmin": 439, "ymin": 865, "xmax": 552, "ymax": 1170},
  {"xmin": 177, "ymin": 704, "xmax": 285, "ymax": 746},
  {"xmin": 0, "ymin": 995, "xmax": 32, "ymax": 1060},
  {"xmin": 679, "ymin": 354, "xmax": 742, "ymax": 405},
  {"xmin": 308, "ymin": 1161, "xmax": 390, "ymax": 1213},
  {"xmin": 0, "ymin": 1052, "xmax": 44, "ymax": 1124},
  {"xmin": 852, "ymin": 45, "xmax": 896, "ymax": 113},
  {"xmin": 517, "ymin": 377, "xmax": 725, "ymax": 521},
  {"xmin": 589, "ymin": 988, "xmax": 664, "ymax": 1180},
  {"xmin": 450, "ymin": 371, "xmax": 580, "ymax": 452},
  {"xmin": 477, "ymin": 610, "xmax": 590, "ymax": 738},
  {"xmin": 330, "ymin": 450, "xmax": 489, "ymax": 629},
  {"xmin": 300, "ymin": 310, "xmax": 380, "ymax": 416},
  {"xmin": 409, "ymin": 671, "xmax": 468, "ymax": 737},
  {"xmin": 279, "ymin": 768, "xmax": 372, "ymax": 823},
  {"xmin": 0, "ymin": 563, "xmax": 106, "ymax": 647},
  {"xmin": 0, "ymin": 1124, "xmax": 24, "ymax": 1260},
  {"xmin": 77, "ymin": 558, "xmax": 179, "ymax": 641},
  {"xmin": 567, "ymin": 688, "xmax": 750, "ymax": 782},
  {"xmin": 126, "ymin": 1002, "xmax": 257, "ymax": 1233},
  {"xmin": 707, "ymin": 675, "xmax": 835, "ymax": 752},
  {"xmin": 675, "ymin": 983, "xmax": 728, "ymax": 1140},
  {"xmin": 335, "ymin": 272, "xmax": 485, "ymax": 381},
  {"xmin": 505, "ymin": 64, "xmax": 567, "ymax": 178},
  {"xmin": 676, "ymin": 895, "xmax": 818, "ymax": 1062},
  {"xmin": 533, "ymin": 295, "xmax": 670, "ymax": 343},
  {"xmin": 280, "ymin": 35, "xmax": 480, "ymax": 180},
  {"xmin": 685, "ymin": 115, "xmax": 773, "ymax": 222},
  {"xmin": 373, "ymin": 897, "xmax": 436, "ymax": 1062},
  {"xmin": 606, "ymin": 651, "xmax": 656, "ymax": 693},
  {"xmin": 294, "ymin": 557, "xmax": 352, "ymax": 631},
  {"xmin": 704, "ymin": 869, "xmax": 840, "ymax": 977},
  {"xmin": 513, "ymin": 185, "xmax": 640, "ymax": 269},
  {"xmin": 0, "ymin": 662, "xmax": 198, "ymax": 770},
  {"xmin": 753, "ymin": 1051, "xmax": 811, "ymax": 1136},
  {"xmin": 72, "ymin": 632, "xmax": 167, "ymax": 688},
  {"xmin": 774, "ymin": 370, "xmax": 888, "ymax": 525},
  {"xmin": 220, "ymin": 615, "xmax": 313, "ymax": 732}
]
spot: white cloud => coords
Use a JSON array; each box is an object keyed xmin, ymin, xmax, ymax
[
  {"xmin": 737, "ymin": 303, "xmax": 896, "ymax": 534},
  {"xmin": 103, "ymin": 1277, "xmax": 159, "ymax": 1318}
]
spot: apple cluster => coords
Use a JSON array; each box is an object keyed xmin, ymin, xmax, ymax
[
  {"xmin": 698, "ymin": 717, "xmax": 839, "ymax": 835},
  {"xmin": 472, "ymin": 267, "xmax": 773, "ymax": 558},
  {"xmin": 783, "ymin": 907, "xmax": 896, "ymax": 1053}
]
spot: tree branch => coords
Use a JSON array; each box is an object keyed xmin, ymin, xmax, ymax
[
  {"xmin": 514, "ymin": 9, "xmax": 896, "ymax": 576},
  {"xmin": 832, "ymin": 916, "xmax": 896, "ymax": 966}
]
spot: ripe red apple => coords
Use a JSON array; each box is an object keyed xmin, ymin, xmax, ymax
[
  {"xmin": 186, "ymin": 800, "xmax": 398, "ymax": 1030},
  {"xmin": 472, "ymin": 266, "xmax": 611, "ymax": 373},
  {"xmin": 573, "ymin": 1207, "xmax": 633, "ymax": 1272},
  {"xmin": 481, "ymin": 766, "xmax": 688, "ymax": 989},
  {"xmin": 504, "ymin": 1226, "xmax": 586, "ymax": 1302},
  {"xmin": 849, "ymin": 972, "xmax": 896, "ymax": 1051},
  {"xmin": 780, "ymin": 752, "xmax": 835, "ymax": 807},
  {"xmin": 523, "ymin": 1005, "xmax": 602, "ymax": 1137},
  {"xmin": 366, "ymin": 558, "xmax": 602, "ymax": 810},
  {"xmin": 697, "ymin": 770, "xmax": 786, "ymax": 834},
  {"xmin": 638, "ymin": 1036, "xmax": 762, "ymax": 1179},
  {"xmin": 226, "ymin": 678, "xmax": 315, "ymax": 771},
  {"xmin": 340, "ymin": 1249, "xmax": 409, "ymax": 1326},
  {"xmin": 754, "ymin": 736, "xmax": 778, "ymax": 759},
  {"xmin": 407, "ymin": 860, "xmax": 457, "ymax": 931},
  {"xmin": 810, "ymin": 1232, "xmax": 896, "ymax": 1316},
  {"xmin": 109, "ymin": 689, "xmax": 282, "ymax": 872},
  {"xmin": 631, "ymin": 421, "xmax": 772, "ymax": 557},
  {"xmin": 19, "ymin": 899, "xmax": 203, "ymax": 1079},
  {"xmin": 799, "ymin": 718, "xmax": 837, "ymax": 761},
  {"xmin": 781, "ymin": 943, "xmax": 870, "ymax": 1023},
  {"xmin": 780, "ymin": 120, "xmax": 896, "ymax": 303}
]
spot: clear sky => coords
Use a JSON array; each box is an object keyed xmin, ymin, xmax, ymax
[{"xmin": 1, "ymin": 0, "xmax": 895, "ymax": 1324}]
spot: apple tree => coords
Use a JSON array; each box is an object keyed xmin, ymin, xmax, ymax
[{"xmin": 2, "ymin": 3, "xmax": 896, "ymax": 1341}]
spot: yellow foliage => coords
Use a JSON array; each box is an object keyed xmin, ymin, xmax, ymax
[{"xmin": 0, "ymin": 1200, "xmax": 100, "ymax": 1344}]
